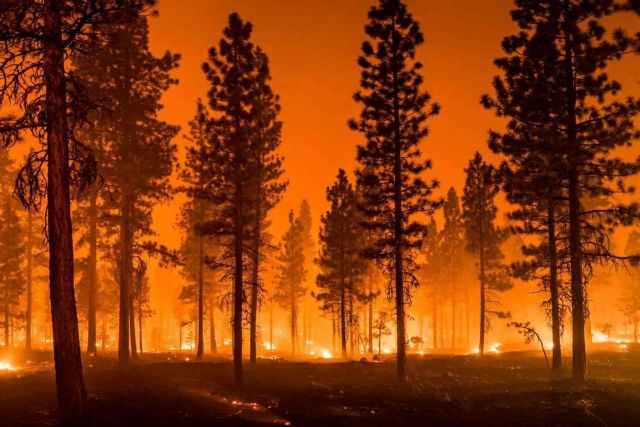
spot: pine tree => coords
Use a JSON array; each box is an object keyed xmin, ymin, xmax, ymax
[
  {"xmin": 349, "ymin": 0, "xmax": 441, "ymax": 381},
  {"xmin": 201, "ymin": 12, "xmax": 259, "ymax": 386},
  {"xmin": 274, "ymin": 210, "xmax": 307, "ymax": 357},
  {"xmin": 315, "ymin": 170, "xmax": 368, "ymax": 359},
  {"xmin": 483, "ymin": 0, "xmax": 640, "ymax": 381},
  {"xmin": 462, "ymin": 152, "xmax": 512, "ymax": 355},
  {"xmin": 440, "ymin": 188, "xmax": 466, "ymax": 349},
  {"xmin": 178, "ymin": 100, "xmax": 218, "ymax": 361},
  {"xmin": 74, "ymin": 13, "xmax": 180, "ymax": 364},
  {"xmin": 0, "ymin": 198, "xmax": 25, "ymax": 349},
  {"xmin": 246, "ymin": 48, "xmax": 287, "ymax": 364},
  {"xmin": 0, "ymin": 2, "xmax": 154, "ymax": 421}
]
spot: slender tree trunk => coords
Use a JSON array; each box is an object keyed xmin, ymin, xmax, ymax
[
  {"xmin": 87, "ymin": 185, "xmax": 98, "ymax": 355},
  {"xmin": 547, "ymin": 197, "xmax": 562, "ymax": 372},
  {"xmin": 43, "ymin": 1, "xmax": 89, "ymax": 422},
  {"xmin": 196, "ymin": 232, "xmax": 205, "ymax": 360},
  {"xmin": 3, "ymin": 304, "xmax": 8, "ymax": 348},
  {"xmin": 269, "ymin": 298, "xmax": 273, "ymax": 351},
  {"xmin": 451, "ymin": 290, "xmax": 456, "ymax": 350},
  {"xmin": 210, "ymin": 296, "xmax": 217, "ymax": 353},
  {"xmin": 433, "ymin": 299, "xmax": 438, "ymax": 349},
  {"xmin": 138, "ymin": 297, "xmax": 143, "ymax": 354},
  {"xmin": 391, "ymin": 22, "xmax": 407, "ymax": 381},
  {"xmin": 563, "ymin": 1, "xmax": 586, "ymax": 382},
  {"xmin": 26, "ymin": 210, "xmax": 33, "ymax": 351},
  {"xmin": 129, "ymin": 293, "xmax": 137, "ymax": 358},
  {"xmin": 101, "ymin": 315, "xmax": 106, "ymax": 351},
  {"xmin": 118, "ymin": 201, "xmax": 132, "ymax": 363},
  {"xmin": 634, "ymin": 319, "xmax": 638, "ymax": 344},
  {"xmin": 340, "ymin": 280, "xmax": 347, "ymax": 359},
  {"xmin": 478, "ymin": 173, "xmax": 486, "ymax": 356},
  {"xmin": 233, "ymin": 187, "xmax": 244, "ymax": 385},
  {"xmin": 249, "ymin": 201, "xmax": 261, "ymax": 363},
  {"xmin": 368, "ymin": 276, "xmax": 373, "ymax": 353}
]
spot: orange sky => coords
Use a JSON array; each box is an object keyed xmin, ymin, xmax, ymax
[{"xmin": 147, "ymin": 0, "xmax": 524, "ymax": 245}]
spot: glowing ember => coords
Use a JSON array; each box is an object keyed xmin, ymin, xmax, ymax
[
  {"xmin": 470, "ymin": 348, "xmax": 480, "ymax": 355},
  {"xmin": 321, "ymin": 349, "xmax": 332, "ymax": 359},
  {"xmin": 545, "ymin": 342, "xmax": 554, "ymax": 350},
  {"xmin": 383, "ymin": 348, "xmax": 391, "ymax": 354},
  {"xmin": 0, "ymin": 362, "xmax": 15, "ymax": 371}
]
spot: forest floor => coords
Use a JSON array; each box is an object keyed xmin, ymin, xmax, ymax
[{"xmin": 0, "ymin": 348, "xmax": 639, "ymax": 426}]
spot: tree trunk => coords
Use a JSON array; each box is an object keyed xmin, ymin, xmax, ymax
[
  {"xmin": 3, "ymin": 304, "xmax": 8, "ymax": 348},
  {"xmin": 563, "ymin": 0, "xmax": 586, "ymax": 382},
  {"xmin": 209, "ymin": 296, "xmax": 217, "ymax": 353},
  {"xmin": 547, "ymin": 197, "xmax": 562, "ymax": 372},
  {"xmin": 196, "ymin": 232, "xmax": 205, "ymax": 360},
  {"xmin": 43, "ymin": 1, "xmax": 89, "ymax": 422},
  {"xmin": 129, "ymin": 293, "xmax": 137, "ymax": 358},
  {"xmin": 232, "ymin": 186, "xmax": 244, "ymax": 386},
  {"xmin": 368, "ymin": 277, "xmax": 373, "ymax": 353},
  {"xmin": 26, "ymin": 210, "xmax": 33, "ymax": 351},
  {"xmin": 138, "ymin": 296, "xmax": 143, "ymax": 354},
  {"xmin": 249, "ymin": 205, "xmax": 260, "ymax": 363},
  {"xmin": 340, "ymin": 280, "xmax": 347, "ymax": 359},
  {"xmin": 118, "ymin": 200, "xmax": 132, "ymax": 363},
  {"xmin": 87, "ymin": 185, "xmax": 98, "ymax": 355},
  {"xmin": 391, "ymin": 19, "xmax": 407, "ymax": 381},
  {"xmin": 432, "ymin": 299, "xmax": 438, "ymax": 349},
  {"xmin": 478, "ymin": 171, "xmax": 486, "ymax": 356}
]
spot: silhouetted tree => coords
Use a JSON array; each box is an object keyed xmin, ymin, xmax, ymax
[
  {"xmin": 484, "ymin": 0, "xmax": 640, "ymax": 381},
  {"xmin": 74, "ymin": 13, "xmax": 180, "ymax": 364},
  {"xmin": 315, "ymin": 170, "xmax": 367, "ymax": 359},
  {"xmin": 0, "ymin": 1, "xmax": 155, "ymax": 422},
  {"xmin": 275, "ymin": 210, "xmax": 307, "ymax": 356},
  {"xmin": 372, "ymin": 310, "xmax": 392, "ymax": 356},
  {"xmin": 246, "ymin": 48, "xmax": 287, "ymax": 364},
  {"xmin": 201, "ymin": 12, "xmax": 259, "ymax": 385},
  {"xmin": 462, "ymin": 152, "xmax": 511, "ymax": 355},
  {"xmin": 622, "ymin": 231, "xmax": 640, "ymax": 343},
  {"xmin": 349, "ymin": 0, "xmax": 441, "ymax": 381}
]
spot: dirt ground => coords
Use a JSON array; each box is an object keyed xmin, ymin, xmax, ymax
[{"xmin": 0, "ymin": 349, "xmax": 639, "ymax": 426}]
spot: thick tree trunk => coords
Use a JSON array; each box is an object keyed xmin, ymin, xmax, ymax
[
  {"xmin": 563, "ymin": 1, "xmax": 586, "ymax": 382},
  {"xmin": 547, "ymin": 197, "xmax": 562, "ymax": 372},
  {"xmin": 26, "ymin": 210, "xmax": 33, "ymax": 351},
  {"xmin": 87, "ymin": 185, "xmax": 98, "ymax": 355},
  {"xmin": 43, "ymin": 1, "xmax": 89, "ymax": 422}
]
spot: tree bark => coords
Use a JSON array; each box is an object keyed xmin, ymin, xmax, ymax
[
  {"xmin": 26, "ymin": 210, "xmax": 33, "ymax": 351},
  {"xmin": 249, "ymin": 199, "xmax": 261, "ymax": 363},
  {"xmin": 129, "ymin": 292, "xmax": 137, "ymax": 358},
  {"xmin": 43, "ymin": 1, "xmax": 89, "ymax": 422},
  {"xmin": 118, "ymin": 199, "xmax": 131, "ymax": 363},
  {"xmin": 87, "ymin": 185, "xmax": 98, "ymax": 355},
  {"xmin": 196, "ymin": 232, "xmax": 205, "ymax": 360},
  {"xmin": 563, "ymin": 0, "xmax": 586, "ymax": 382},
  {"xmin": 209, "ymin": 296, "xmax": 217, "ymax": 353}
]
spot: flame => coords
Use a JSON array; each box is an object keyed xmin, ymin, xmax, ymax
[
  {"xmin": 0, "ymin": 362, "xmax": 15, "ymax": 371},
  {"xmin": 488, "ymin": 343, "xmax": 501, "ymax": 354},
  {"xmin": 470, "ymin": 348, "xmax": 480, "ymax": 355},
  {"xmin": 320, "ymin": 349, "xmax": 332, "ymax": 359},
  {"xmin": 545, "ymin": 342, "xmax": 554, "ymax": 350}
]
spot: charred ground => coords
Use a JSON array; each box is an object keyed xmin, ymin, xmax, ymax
[{"xmin": 1, "ymin": 350, "xmax": 639, "ymax": 426}]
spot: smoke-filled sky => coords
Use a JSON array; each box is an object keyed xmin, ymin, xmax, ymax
[{"xmin": 147, "ymin": 0, "xmax": 638, "ymax": 246}]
